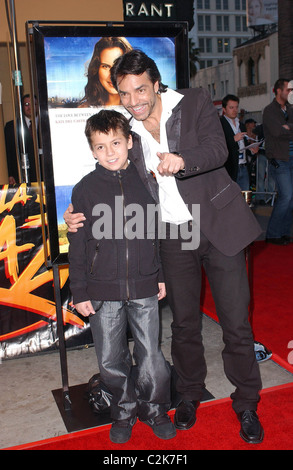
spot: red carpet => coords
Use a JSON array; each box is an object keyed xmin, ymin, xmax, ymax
[
  {"xmin": 6, "ymin": 383, "xmax": 293, "ymax": 450},
  {"xmin": 201, "ymin": 240, "xmax": 293, "ymax": 373}
]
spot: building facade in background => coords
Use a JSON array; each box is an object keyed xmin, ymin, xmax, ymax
[{"xmin": 193, "ymin": 0, "xmax": 253, "ymax": 70}]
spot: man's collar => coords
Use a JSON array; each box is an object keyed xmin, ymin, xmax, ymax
[{"xmin": 161, "ymin": 88, "xmax": 183, "ymax": 113}]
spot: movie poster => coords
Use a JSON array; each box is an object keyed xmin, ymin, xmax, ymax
[
  {"xmin": 43, "ymin": 36, "xmax": 177, "ymax": 256},
  {"xmin": 246, "ymin": 0, "xmax": 278, "ymax": 27}
]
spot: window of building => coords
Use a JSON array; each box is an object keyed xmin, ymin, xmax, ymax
[
  {"xmin": 199, "ymin": 37, "xmax": 213, "ymax": 53},
  {"xmin": 216, "ymin": 0, "xmax": 229, "ymax": 10},
  {"xmin": 224, "ymin": 16, "xmax": 229, "ymax": 31},
  {"xmin": 205, "ymin": 15, "xmax": 211, "ymax": 30},
  {"xmin": 217, "ymin": 38, "xmax": 223, "ymax": 53},
  {"xmin": 217, "ymin": 38, "xmax": 230, "ymax": 53},
  {"xmin": 199, "ymin": 38, "xmax": 205, "ymax": 52},
  {"xmin": 206, "ymin": 37, "xmax": 212, "ymax": 52},
  {"xmin": 248, "ymin": 58, "xmax": 256, "ymax": 85},
  {"xmin": 224, "ymin": 38, "xmax": 230, "ymax": 53},
  {"xmin": 198, "ymin": 15, "xmax": 204, "ymax": 31},
  {"xmin": 242, "ymin": 16, "xmax": 248, "ymax": 32},
  {"xmin": 198, "ymin": 15, "xmax": 211, "ymax": 31},
  {"xmin": 235, "ymin": 16, "xmax": 241, "ymax": 31}
]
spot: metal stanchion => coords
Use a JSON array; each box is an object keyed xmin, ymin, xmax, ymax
[{"xmin": 242, "ymin": 190, "xmax": 272, "ymax": 363}]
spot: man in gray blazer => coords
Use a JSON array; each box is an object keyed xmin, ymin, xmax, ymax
[{"xmin": 65, "ymin": 50, "xmax": 263, "ymax": 444}]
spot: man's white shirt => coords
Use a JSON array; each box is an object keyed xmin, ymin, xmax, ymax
[{"xmin": 131, "ymin": 88, "xmax": 193, "ymax": 225}]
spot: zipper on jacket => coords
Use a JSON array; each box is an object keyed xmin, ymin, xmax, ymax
[
  {"xmin": 118, "ymin": 172, "xmax": 130, "ymax": 300},
  {"xmin": 90, "ymin": 242, "xmax": 99, "ymax": 274}
]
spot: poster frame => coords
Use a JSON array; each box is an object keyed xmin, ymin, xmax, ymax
[{"xmin": 26, "ymin": 20, "xmax": 189, "ymax": 266}]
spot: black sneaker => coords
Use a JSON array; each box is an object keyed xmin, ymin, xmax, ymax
[
  {"xmin": 110, "ymin": 418, "xmax": 135, "ymax": 444},
  {"xmin": 142, "ymin": 414, "xmax": 176, "ymax": 440}
]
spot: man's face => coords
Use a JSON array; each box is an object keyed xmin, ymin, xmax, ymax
[
  {"xmin": 116, "ymin": 72, "xmax": 160, "ymax": 122},
  {"xmin": 277, "ymin": 82, "xmax": 290, "ymax": 103},
  {"xmin": 23, "ymin": 97, "xmax": 33, "ymax": 119},
  {"xmin": 22, "ymin": 96, "xmax": 37, "ymax": 119},
  {"xmin": 223, "ymin": 100, "xmax": 239, "ymax": 120}
]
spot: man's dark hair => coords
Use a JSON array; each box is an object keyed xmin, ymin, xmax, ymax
[
  {"xmin": 85, "ymin": 109, "xmax": 131, "ymax": 149},
  {"xmin": 273, "ymin": 78, "xmax": 290, "ymax": 95},
  {"xmin": 111, "ymin": 49, "xmax": 168, "ymax": 94},
  {"xmin": 222, "ymin": 94, "xmax": 239, "ymax": 108}
]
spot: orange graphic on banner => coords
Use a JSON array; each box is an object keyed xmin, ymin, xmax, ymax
[{"xmin": 0, "ymin": 185, "xmax": 84, "ymax": 343}]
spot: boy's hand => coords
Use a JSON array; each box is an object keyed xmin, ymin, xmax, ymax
[
  {"xmin": 157, "ymin": 152, "xmax": 185, "ymax": 176},
  {"xmin": 158, "ymin": 282, "xmax": 166, "ymax": 301},
  {"xmin": 74, "ymin": 300, "xmax": 95, "ymax": 317},
  {"xmin": 63, "ymin": 203, "xmax": 86, "ymax": 232}
]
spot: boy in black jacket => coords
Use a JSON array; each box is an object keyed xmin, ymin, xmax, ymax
[{"xmin": 68, "ymin": 110, "xmax": 175, "ymax": 444}]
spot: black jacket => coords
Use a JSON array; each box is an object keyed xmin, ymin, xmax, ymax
[
  {"xmin": 68, "ymin": 158, "xmax": 162, "ymax": 304},
  {"xmin": 220, "ymin": 115, "xmax": 246, "ymax": 181},
  {"xmin": 4, "ymin": 119, "xmax": 37, "ymax": 183}
]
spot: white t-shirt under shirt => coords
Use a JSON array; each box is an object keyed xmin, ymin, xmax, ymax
[
  {"xmin": 131, "ymin": 88, "xmax": 193, "ymax": 225},
  {"xmin": 224, "ymin": 115, "xmax": 246, "ymax": 164}
]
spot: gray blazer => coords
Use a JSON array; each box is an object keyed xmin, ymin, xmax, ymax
[
  {"xmin": 131, "ymin": 87, "xmax": 262, "ymax": 257},
  {"xmin": 263, "ymin": 98, "xmax": 293, "ymax": 161}
]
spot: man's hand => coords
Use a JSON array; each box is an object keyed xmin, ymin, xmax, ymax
[
  {"xmin": 74, "ymin": 300, "xmax": 95, "ymax": 317},
  {"xmin": 157, "ymin": 152, "xmax": 185, "ymax": 176},
  {"xmin": 234, "ymin": 132, "xmax": 246, "ymax": 142},
  {"xmin": 63, "ymin": 203, "xmax": 86, "ymax": 232},
  {"xmin": 158, "ymin": 282, "xmax": 166, "ymax": 301}
]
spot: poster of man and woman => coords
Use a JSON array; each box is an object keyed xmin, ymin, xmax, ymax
[{"xmin": 43, "ymin": 34, "xmax": 178, "ymax": 252}]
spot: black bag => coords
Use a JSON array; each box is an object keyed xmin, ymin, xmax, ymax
[{"xmin": 85, "ymin": 373, "xmax": 113, "ymax": 414}]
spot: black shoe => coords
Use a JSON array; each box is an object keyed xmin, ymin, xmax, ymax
[
  {"xmin": 237, "ymin": 410, "xmax": 264, "ymax": 444},
  {"xmin": 110, "ymin": 418, "xmax": 136, "ymax": 444},
  {"xmin": 174, "ymin": 400, "xmax": 199, "ymax": 430},
  {"xmin": 282, "ymin": 235, "xmax": 293, "ymax": 243},
  {"xmin": 142, "ymin": 414, "xmax": 176, "ymax": 440},
  {"xmin": 266, "ymin": 237, "xmax": 289, "ymax": 245}
]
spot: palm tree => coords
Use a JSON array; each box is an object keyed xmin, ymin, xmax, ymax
[{"xmin": 189, "ymin": 38, "xmax": 200, "ymax": 79}]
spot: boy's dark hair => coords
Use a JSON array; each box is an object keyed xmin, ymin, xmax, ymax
[
  {"xmin": 110, "ymin": 49, "xmax": 168, "ymax": 94},
  {"xmin": 85, "ymin": 109, "xmax": 131, "ymax": 149},
  {"xmin": 222, "ymin": 94, "xmax": 239, "ymax": 108}
]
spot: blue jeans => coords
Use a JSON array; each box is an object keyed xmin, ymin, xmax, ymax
[
  {"xmin": 266, "ymin": 156, "xmax": 293, "ymax": 238},
  {"xmin": 89, "ymin": 296, "xmax": 171, "ymax": 422},
  {"xmin": 236, "ymin": 164, "xmax": 250, "ymax": 191}
]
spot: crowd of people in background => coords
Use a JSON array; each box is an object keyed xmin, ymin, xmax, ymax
[{"xmin": 220, "ymin": 78, "xmax": 293, "ymax": 245}]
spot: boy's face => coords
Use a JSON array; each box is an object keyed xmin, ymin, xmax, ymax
[{"xmin": 91, "ymin": 128, "xmax": 132, "ymax": 172}]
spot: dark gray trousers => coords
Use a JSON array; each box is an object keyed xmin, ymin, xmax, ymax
[
  {"xmin": 160, "ymin": 229, "xmax": 262, "ymax": 414},
  {"xmin": 89, "ymin": 295, "xmax": 171, "ymax": 423}
]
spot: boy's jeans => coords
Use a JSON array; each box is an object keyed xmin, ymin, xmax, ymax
[
  {"xmin": 89, "ymin": 295, "xmax": 171, "ymax": 423},
  {"xmin": 266, "ymin": 156, "xmax": 293, "ymax": 239}
]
